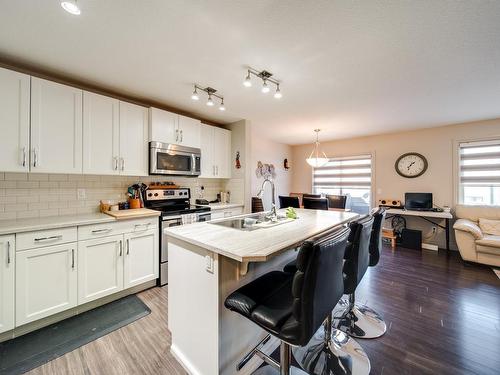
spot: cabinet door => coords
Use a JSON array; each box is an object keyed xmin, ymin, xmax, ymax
[
  {"xmin": 83, "ymin": 91, "xmax": 120, "ymax": 175},
  {"xmin": 178, "ymin": 115, "xmax": 201, "ymax": 148},
  {"xmin": 31, "ymin": 77, "xmax": 83, "ymax": 174},
  {"xmin": 119, "ymin": 102, "xmax": 148, "ymax": 176},
  {"xmin": 0, "ymin": 235, "xmax": 15, "ymax": 334},
  {"xmin": 124, "ymin": 229, "xmax": 158, "ymax": 289},
  {"xmin": 199, "ymin": 124, "xmax": 215, "ymax": 178},
  {"xmin": 78, "ymin": 235, "xmax": 124, "ymax": 305},
  {"xmin": 214, "ymin": 127, "xmax": 231, "ymax": 178},
  {"xmin": 149, "ymin": 107, "xmax": 178, "ymax": 144},
  {"xmin": 16, "ymin": 243, "xmax": 78, "ymax": 326},
  {"xmin": 0, "ymin": 68, "xmax": 30, "ymax": 172}
]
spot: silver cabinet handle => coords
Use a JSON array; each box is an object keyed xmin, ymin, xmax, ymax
[
  {"xmin": 134, "ymin": 223, "xmax": 151, "ymax": 231},
  {"xmin": 113, "ymin": 157, "xmax": 118, "ymax": 170},
  {"xmin": 71, "ymin": 249, "xmax": 75, "ymax": 269},
  {"xmin": 34, "ymin": 235, "xmax": 63, "ymax": 243},
  {"xmin": 91, "ymin": 228, "xmax": 112, "ymax": 234},
  {"xmin": 32, "ymin": 148, "xmax": 38, "ymax": 167},
  {"xmin": 126, "ymin": 239, "xmax": 130, "ymax": 255},
  {"xmin": 119, "ymin": 240, "xmax": 123, "ymax": 256},
  {"xmin": 216, "ymin": 165, "xmax": 219, "ymax": 176},
  {"xmin": 175, "ymin": 129, "xmax": 179, "ymax": 142},
  {"xmin": 213, "ymin": 165, "xmax": 216, "ymax": 176},
  {"xmin": 22, "ymin": 147, "xmax": 26, "ymax": 167},
  {"xmin": 120, "ymin": 157, "xmax": 125, "ymax": 171},
  {"xmin": 7, "ymin": 241, "xmax": 11, "ymax": 264},
  {"xmin": 180, "ymin": 129, "xmax": 183, "ymax": 142}
]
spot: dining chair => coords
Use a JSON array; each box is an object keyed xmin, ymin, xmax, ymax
[
  {"xmin": 326, "ymin": 194, "xmax": 348, "ymax": 209},
  {"xmin": 278, "ymin": 196, "xmax": 300, "ymax": 209},
  {"xmin": 303, "ymin": 197, "xmax": 329, "ymax": 210}
]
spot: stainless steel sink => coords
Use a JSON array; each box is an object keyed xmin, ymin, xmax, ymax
[{"xmin": 209, "ymin": 213, "xmax": 293, "ymax": 231}]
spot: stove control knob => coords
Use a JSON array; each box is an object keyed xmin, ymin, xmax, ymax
[
  {"xmin": 154, "ymin": 193, "xmax": 159, "ymax": 197},
  {"xmin": 148, "ymin": 193, "xmax": 152, "ymax": 197}
]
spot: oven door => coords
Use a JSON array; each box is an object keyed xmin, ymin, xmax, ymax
[
  {"xmin": 197, "ymin": 212, "xmax": 212, "ymax": 222},
  {"xmin": 150, "ymin": 142, "xmax": 201, "ymax": 176}
]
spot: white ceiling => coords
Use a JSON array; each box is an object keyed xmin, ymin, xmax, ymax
[{"xmin": 1, "ymin": 0, "xmax": 500, "ymax": 145}]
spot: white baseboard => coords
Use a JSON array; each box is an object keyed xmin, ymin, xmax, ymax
[
  {"xmin": 170, "ymin": 344, "xmax": 203, "ymax": 375},
  {"xmin": 422, "ymin": 242, "xmax": 438, "ymax": 251}
]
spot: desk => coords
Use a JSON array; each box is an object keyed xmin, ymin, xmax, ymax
[{"xmin": 385, "ymin": 208, "xmax": 453, "ymax": 251}]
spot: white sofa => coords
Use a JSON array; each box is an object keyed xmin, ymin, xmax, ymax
[{"xmin": 453, "ymin": 205, "xmax": 500, "ymax": 267}]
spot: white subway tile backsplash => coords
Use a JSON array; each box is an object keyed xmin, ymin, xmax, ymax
[{"xmin": 0, "ymin": 173, "xmax": 243, "ymax": 220}]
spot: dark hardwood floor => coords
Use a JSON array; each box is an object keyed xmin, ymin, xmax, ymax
[
  {"xmin": 354, "ymin": 245, "xmax": 500, "ymax": 375},
  {"xmin": 25, "ymin": 245, "xmax": 499, "ymax": 375}
]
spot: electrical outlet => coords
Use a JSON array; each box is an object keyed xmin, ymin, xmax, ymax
[
  {"xmin": 205, "ymin": 254, "xmax": 214, "ymax": 273},
  {"xmin": 431, "ymin": 226, "xmax": 437, "ymax": 234},
  {"xmin": 77, "ymin": 188, "xmax": 86, "ymax": 200}
]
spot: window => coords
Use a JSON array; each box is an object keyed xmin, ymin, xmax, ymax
[
  {"xmin": 313, "ymin": 154, "xmax": 372, "ymax": 214},
  {"xmin": 459, "ymin": 139, "xmax": 500, "ymax": 205}
]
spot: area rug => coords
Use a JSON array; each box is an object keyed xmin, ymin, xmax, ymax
[{"xmin": 0, "ymin": 295, "xmax": 151, "ymax": 375}]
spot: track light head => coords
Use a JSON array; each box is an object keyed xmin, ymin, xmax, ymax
[
  {"xmin": 219, "ymin": 99, "xmax": 226, "ymax": 111},
  {"xmin": 261, "ymin": 80, "xmax": 270, "ymax": 94},
  {"xmin": 274, "ymin": 85, "xmax": 282, "ymax": 99},
  {"xmin": 191, "ymin": 87, "xmax": 199, "ymax": 101},
  {"xmin": 206, "ymin": 95, "xmax": 214, "ymax": 106},
  {"xmin": 243, "ymin": 72, "xmax": 252, "ymax": 87}
]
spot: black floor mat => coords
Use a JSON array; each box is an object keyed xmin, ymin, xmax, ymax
[{"xmin": 0, "ymin": 295, "xmax": 151, "ymax": 375}]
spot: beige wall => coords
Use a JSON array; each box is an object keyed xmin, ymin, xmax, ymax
[
  {"xmin": 250, "ymin": 131, "xmax": 293, "ymax": 210},
  {"xmin": 291, "ymin": 118, "xmax": 500, "ymax": 249}
]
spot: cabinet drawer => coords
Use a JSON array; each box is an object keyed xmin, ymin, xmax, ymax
[
  {"xmin": 78, "ymin": 222, "xmax": 122, "ymax": 241},
  {"xmin": 16, "ymin": 227, "xmax": 77, "ymax": 251},
  {"xmin": 121, "ymin": 218, "xmax": 158, "ymax": 234}
]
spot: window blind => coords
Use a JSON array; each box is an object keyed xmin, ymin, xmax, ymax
[
  {"xmin": 313, "ymin": 154, "xmax": 372, "ymax": 189},
  {"xmin": 459, "ymin": 140, "xmax": 500, "ymax": 185}
]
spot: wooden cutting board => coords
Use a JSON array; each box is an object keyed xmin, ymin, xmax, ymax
[{"xmin": 104, "ymin": 208, "xmax": 160, "ymax": 220}]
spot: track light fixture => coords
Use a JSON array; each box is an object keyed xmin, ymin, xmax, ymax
[
  {"xmin": 243, "ymin": 68, "xmax": 282, "ymax": 99},
  {"xmin": 191, "ymin": 85, "xmax": 225, "ymax": 111}
]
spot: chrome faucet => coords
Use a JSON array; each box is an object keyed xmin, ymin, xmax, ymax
[{"xmin": 257, "ymin": 177, "xmax": 278, "ymax": 221}]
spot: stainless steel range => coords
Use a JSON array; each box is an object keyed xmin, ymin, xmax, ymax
[{"xmin": 144, "ymin": 187, "xmax": 210, "ymax": 286}]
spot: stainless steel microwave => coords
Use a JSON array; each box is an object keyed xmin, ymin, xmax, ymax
[{"xmin": 149, "ymin": 142, "xmax": 201, "ymax": 176}]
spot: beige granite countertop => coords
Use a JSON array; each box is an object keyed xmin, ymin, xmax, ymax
[
  {"xmin": 166, "ymin": 208, "xmax": 360, "ymax": 262},
  {"xmin": 0, "ymin": 211, "xmax": 159, "ymax": 235}
]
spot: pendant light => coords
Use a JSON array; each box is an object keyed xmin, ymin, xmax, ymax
[
  {"xmin": 306, "ymin": 129, "xmax": 328, "ymax": 167},
  {"xmin": 61, "ymin": 0, "xmax": 81, "ymax": 15}
]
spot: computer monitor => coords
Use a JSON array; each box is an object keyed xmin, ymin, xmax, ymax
[{"xmin": 405, "ymin": 193, "xmax": 433, "ymax": 211}]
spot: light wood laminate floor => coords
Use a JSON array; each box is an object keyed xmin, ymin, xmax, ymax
[{"xmin": 26, "ymin": 287, "xmax": 186, "ymax": 375}]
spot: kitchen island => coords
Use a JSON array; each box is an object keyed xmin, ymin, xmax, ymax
[{"xmin": 165, "ymin": 208, "xmax": 359, "ymax": 375}]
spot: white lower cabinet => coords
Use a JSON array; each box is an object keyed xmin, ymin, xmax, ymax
[
  {"xmin": 78, "ymin": 235, "xmax": 124, "ymax": 305},
  {"xmin": 0, "ymin": 235, "xmax": 15, "ymax": 334},
  {"xmin": 210, "ymin": 207, "xmax": 244, "ymax": 220},
  {"xmin": 124, "ymin": 229, "xmax": 158, "ymax": 289},
  {"xmin": 16, "ymin": 243, "xmax": 78, "ymax": 326}
]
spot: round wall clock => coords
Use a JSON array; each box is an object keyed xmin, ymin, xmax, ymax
[{"xmin": 395, "ymin": 152, "xmax": 428, "ymax": 178}]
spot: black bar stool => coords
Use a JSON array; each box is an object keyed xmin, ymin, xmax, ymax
[
  {"xmin": 336, "ymin": 208, "xmax": 387, "ymax": 339},
  {"xmin": 224, "ymin": 227, "xmax": 369, "ymax": 375},
  {"xmin": 279, "ymin": 196, "xmax": 300, "ymax": 209},
  {"xmin": 303, "ymin": 197, "xmax": 329, "ymax": 210}
]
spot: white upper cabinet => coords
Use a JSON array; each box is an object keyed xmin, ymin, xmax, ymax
[
  {"xmin": 200, "ymin": 124, "xmax": 215, "ymax": 178},
  {"xmin": 149, "ymin": 108, "xmax": 201, "ymax": 148},
  {"xmin": 200, "ymin": 124, "xmax": 231, "ymax": 178},
  {"xmin": 0, "ymin": 235, "xmax": 15, "ymax": 334},
  {"xmin": 31, "ymin": 77, "xmax": 83, "ymax": 174},
  {"xmin": 177, "ymin": 114, "xmax": 201, "ymax": 148},
  {"xmin": 83, "ymin": 94, "xmax": 148, "ymax": 176},
  {"xmin": 119, "ymin": 101, "xmax": 148, "ymax": 176},
  {"xmin": 83, "ymin": 91, "xmax": 120, "ymax": 175},
  {"xmin": 214, "ymin": 127, "xmax": 231, "ymax": 178},
  {"xmin": 149, "ymin": 107, "xmax": 178, "ymax": 144},
  {"xmin": 0, "ymin": 68, "xmax": 30, "ymax": 173}
]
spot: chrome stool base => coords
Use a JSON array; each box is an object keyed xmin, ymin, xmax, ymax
[
  {"xmin": 335, "ymin": 298, "xmax": 387, "ymax": 339},
  {"xmin": 253, "ymin": 364, "xmax": 308, "ymax": 375},
  {"xmin": 292, "ymin": 318, "xmax": 370, "ymax": 375}
]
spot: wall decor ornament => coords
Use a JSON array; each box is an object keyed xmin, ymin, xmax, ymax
[
  {"xmin": 255, "ymin": 161, "xmax": 276, "ymax": 179},
  {"xmin": 235, "ymin": 151, "xmax": 241, "ymax": 169}
]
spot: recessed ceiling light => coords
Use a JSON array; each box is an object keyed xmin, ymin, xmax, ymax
[{"xmin": 61, "ymin": 1, "xmax": 81, "ymax": 15}]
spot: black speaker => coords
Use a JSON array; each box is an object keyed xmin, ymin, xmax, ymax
[{"xmin": 401, "ymin": 228, "xmax": 422, "ymax": 250}]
